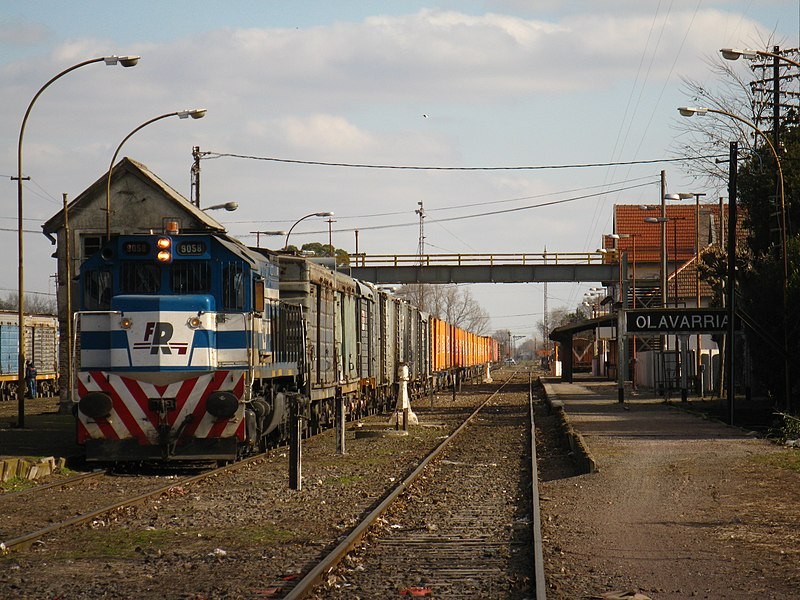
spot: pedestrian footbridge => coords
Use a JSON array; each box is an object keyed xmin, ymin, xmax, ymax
[{"xmin": 346, "ymin": 252, "xmax": 617, "ymax": 284}]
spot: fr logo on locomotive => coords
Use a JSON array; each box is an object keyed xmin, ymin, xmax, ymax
[{"xmin": 133, "ymin": 321, "xmax": 188, "ymax": 355}]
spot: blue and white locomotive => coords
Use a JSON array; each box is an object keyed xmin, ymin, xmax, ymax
[
  {"xmin": 74, "ymin": 221, "xmax": 496, "ymax": 463},
  {"xmin": 76, "ymin": 221, "xmax": 305, "ymax": 462}
]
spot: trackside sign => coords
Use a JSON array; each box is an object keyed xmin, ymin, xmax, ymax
[{"xmin": 625, "ymin": 309, "xmax": 738, "ymax": 334}]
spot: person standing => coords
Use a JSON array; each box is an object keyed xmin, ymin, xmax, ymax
[{"xmin": 25, "ymin": 360, "xmax": 37, "ymax": 399}]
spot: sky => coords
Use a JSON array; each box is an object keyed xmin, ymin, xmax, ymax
[{"xmin": 1, "ymin": 1, "xmax": 798, "ymax": 341}]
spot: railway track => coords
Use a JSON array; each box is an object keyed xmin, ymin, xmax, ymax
[
  {"xmin": 282, "ymin": 371, "xmax": 545, "ymax": 599},
  {"xmin": 0, "ymin": 457, "xmax": 265, "ymax": 554},
  {"xmin": 0, "ymin": 374, "xmax": 547, "ymax": 597}
]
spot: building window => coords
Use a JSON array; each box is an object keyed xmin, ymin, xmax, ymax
[{"xmin": 82, "ymin": 235, "xmax": 103, "ymax": 260}]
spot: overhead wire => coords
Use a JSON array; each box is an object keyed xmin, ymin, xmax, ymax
[
  {"xmin": 201, "ymin": 151, "xmax": 707, "ymax": 172},
  {"xmin": 227, "ymin": 174, "xmax": 659, "ymax": 225},
  {"xmin": 235, "ymin": 179, "xmax": 660, "ymax": 239}
]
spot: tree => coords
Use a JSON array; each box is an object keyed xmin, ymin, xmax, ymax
[
  {"xmin": 675, "ymin": 46, "xmax": 800, "ymax": 410},
  {"xmin": 397, "ymin": 284, "xmax": 490, "ymax": 335},
  {"xmin": 0, "ymin": 292, "xmax": 57, "ymax": 315},
  {"xmin": 285, "ymin": 241, "xmax": 350, "ymax": 267}
]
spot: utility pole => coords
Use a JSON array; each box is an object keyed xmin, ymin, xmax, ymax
[
  {"xmin": 326, "ymin": 218, "xmax": 336, "ymax": 257},
  {"xmin": 727, "ymin": 142, "xmax": 738, "ymax": 425},
  {"xmin": 415, "ymin": 200, "xmax": 425, "ymax": 258},
  {"xmin": 415, "ymin": 201, "xmax": 426, "ymax": 311},
  {"xmin": 659, "ymin": 170, "xmax": 667, "ymax": 307},
  {"xmin": 191, "ymin": 146, "xmax": 201, "ymax": 208}
]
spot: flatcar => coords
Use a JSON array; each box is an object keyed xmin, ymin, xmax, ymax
[
  {"xmin": 74, "ymin": 222, "xmax": 497, "ymax": 463},
  {"xmin": 0, "ymin": 310, "xmax": 59, "ymax": 400}
]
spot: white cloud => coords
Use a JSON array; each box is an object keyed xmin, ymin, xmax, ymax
[{"xmin": 0, "ymin": 3, "xmax": 793, "ymax": 321}]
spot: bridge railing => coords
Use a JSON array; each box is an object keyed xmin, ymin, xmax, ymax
[{"xmin": 349, "ymin": 252, "xmax": 610, "ymax": 267}]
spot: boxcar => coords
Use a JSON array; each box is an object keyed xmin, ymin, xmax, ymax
[{"xmin": 0, "ymin": 311, "xmax": 59, "ymax": 400}]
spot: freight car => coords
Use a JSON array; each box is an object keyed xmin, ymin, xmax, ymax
[
  {"xmin": 74, "ymin": 223, "xmax": 496, "ymax": 463},
  {"xmin": 0, "ymin": 311, "xmax": 59, "ymax": 401}
]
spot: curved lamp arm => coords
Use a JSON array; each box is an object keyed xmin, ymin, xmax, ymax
[
  {"xmin": 284, "ymin": 211, "xmax": 334, "ymax": 250},
  {"xmin": 14, "ymin": 54, "xmax": 139, "ymax": 427},
  {"xmin": 106, "ymin": 109, "xmax": 206, "ymax": 238}
]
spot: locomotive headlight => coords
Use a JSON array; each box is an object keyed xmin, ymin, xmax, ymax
[
  {"xmin": 120, "ymin": 317, "xmax": 133, "ymax": 329},
  {"xmin": 79, "ymin": 392, "xmax": 113, "ymax": 419},
  {"xmin": 206, "ymin": 391, "xmax": 239, "ymax": 419},
  {"xmin": 187, "ymin": 316, "xmax": 202, "ymax": 329},
  {"xmin": 156, "ymin": 237, "xmax": 172, "ymax": 263}
]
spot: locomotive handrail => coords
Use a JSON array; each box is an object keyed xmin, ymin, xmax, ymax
[{"xmin": 349, "ymin": 251, "xmax": 609, "ymax": 268}]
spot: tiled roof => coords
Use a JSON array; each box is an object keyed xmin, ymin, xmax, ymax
[{"xmin": 602, "ymin": 203, "xmax": 748, "ymax": 304}]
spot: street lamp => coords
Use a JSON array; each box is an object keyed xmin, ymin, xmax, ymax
[
  {"xmin": 284, "ymin": 212, "xmax": 334, "ymax": 250},
  {"xmin": 13, "ymin": 54, "xmax": 140, "ymax": 427},
  {"xmin": 679, "ymin": 105, "xmax": 790, "ymax": 410},
  {"xmin": 721, "ymin": 47, "xmax": 800, "ymax": 67},
  {"xmin": 202, "ymin": 202, "xmax": 238, "ymax": 212},
  {"xmin": 250, "ymin": 230, "xmax": 289, "ymax": 248},
  {"xmin": 106, "ymin": 108, "xmax": 207, "ymax": 239},
  {"xmin": 678, "ymin": 106, "xmax": 786, "ymax": 283}
]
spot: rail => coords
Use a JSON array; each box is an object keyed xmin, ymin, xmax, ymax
[
  {"xmin": 282, "ymin": 373, "xmax": 545, "ymax": 599},
  {"xmin": 350, "ymin": 251, "xmax": 611, "ymax": 268}
]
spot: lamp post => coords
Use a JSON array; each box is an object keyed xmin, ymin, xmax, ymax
[
  {"xmin": 284, "ymin": 212, "xmax": 334, "ymax": 250},
  {"xmin": 611, "ymin": 233, "xmax": 637, "ymax": 388},
  {"xmin": 106, "ymin": 108, "xmax": 207, "ymax": 239},
  {"xmin": 678, "ymin": 107, "xmax": 786, "ymax": 293},
  {"xmin": 679, "ymin": 106, "xmax": 790, "ymax": 411},
  {"xmin": 13, "ymin": 54, "xmax": 140, "ymax": 428},
  {"xmin": 250, "ymin": 230, "xmax": 288, "ymax": 248},
  {"xmin": 667, "ymin": 192, "xmax": 706, "ymax": 395}
]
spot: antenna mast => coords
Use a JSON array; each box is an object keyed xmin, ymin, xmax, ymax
[
  {"xmin": 543, "ymin": 246, "xmax": 549, "ymax": 353},
  {"xmin": 415, "ymin": 200, "xmax": 425, "ymax": 258}
]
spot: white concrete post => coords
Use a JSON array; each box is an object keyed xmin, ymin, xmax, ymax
[
  {"xmin": 483, "ymin": 361, "xmax": 493, "ymax": 383},
  {"xmin": 390, "ymin": 363, "xmax": 418, "ymax": 429}
]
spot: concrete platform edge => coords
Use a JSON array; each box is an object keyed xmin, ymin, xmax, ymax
[{"xmin": 538, "ymin": 377, "xmax": 598, "ymax": 474}]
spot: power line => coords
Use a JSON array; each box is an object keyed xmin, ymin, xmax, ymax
[
  {"xmin": 202, "ymin": 151, "xmax": 723, "ymax": 172},
  {"xmin": 235, "ymin": 179, "xmax": 658, "ymax": 238},
  {"xmin": 227, "ymin": 175, "xmax": 658, "ymax": 226}
]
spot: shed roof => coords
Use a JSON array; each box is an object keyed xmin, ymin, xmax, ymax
[{"xmin": 42, "ymin": 157, "xmax": 225, "ymax": 235}]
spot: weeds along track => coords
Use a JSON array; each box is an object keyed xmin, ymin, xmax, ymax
[
  {"xmin": 0, "ymin": 374, "xmax": 542, "ymax": 598},
  {"xmin": 284, "ymin": 371, "xmax": 540, "ymax": 599}
]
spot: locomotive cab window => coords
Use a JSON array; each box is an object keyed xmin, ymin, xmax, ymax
[
  {"xmin": 222, "ymin": 262, "xmax": 246, "ymax": 310},
  {"xmin": 82, "ymin": 268, "xmax": 112, "ymax": 310},
  {"xmin": 171, "ymin": 261, "xmax": 211, "ymax": 294},
  {"xmin": 120, "ymin": 262, "xmax": 160, "ymax": 294}
]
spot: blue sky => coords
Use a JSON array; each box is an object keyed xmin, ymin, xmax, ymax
[{"xmin": 1, "ymin": 1, "xmax": 798, "ymax": 339}]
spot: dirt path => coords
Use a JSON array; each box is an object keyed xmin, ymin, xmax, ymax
[{"xmin": 539, "ymin": 378, "xmax": 800, "ymax": 599}]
